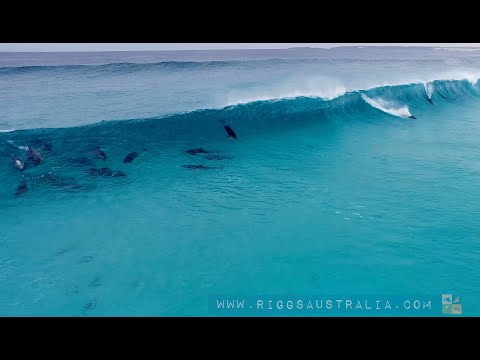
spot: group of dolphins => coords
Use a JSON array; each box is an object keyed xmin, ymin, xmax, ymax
[{"xmin": 8, "ymin": 123, "xmax": 238, "ymax": 197}]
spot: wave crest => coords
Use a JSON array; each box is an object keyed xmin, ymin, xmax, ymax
[{"xmin": 1, "ymin": 78, "xmax": 479, "ymax": 139}]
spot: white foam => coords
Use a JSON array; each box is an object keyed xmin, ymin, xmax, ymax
[
  {"xmin": 222, "ymin": 75, "xmax": 348, "ymax": 107},
  {"xmin": 0, "ymin": 129, "xmax": 15, "ymax": 133},
  {"xmin": 224, "ymin": 86, "xmax": 347, "ymax": 107},
  {"xmin": 360, "ymin": 94, "xmax": 412, "ymax": 118},
  {"xmin": 423, "ymin": 82, "xmax": 434, "ymax": 99},
  {"xmin": 431, "ymin": 70, "xmax": 480, "ymax": 86},
  {"xmin": 6, "ymin": 140, "xmax": 29, "ymax": 151}
]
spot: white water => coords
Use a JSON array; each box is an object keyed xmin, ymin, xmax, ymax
[
  {"xmin": 6, "ymin": 140, "xmax": 29, "ymax": 151},
  {"xmin": 423, "ymin": 82, "xmax": 434, "ymax": 99},
  {"xmin": 223, "ymin": 75, "xmax": 348, "ymax": 106},
  {"xmin": 360, "ymin": 94, "xmax": 412, "ymax": 118}
]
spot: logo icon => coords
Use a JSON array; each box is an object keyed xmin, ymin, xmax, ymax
[{"xmin": 442, "ymin": 294, "xmax": 462, "ymax": 315}]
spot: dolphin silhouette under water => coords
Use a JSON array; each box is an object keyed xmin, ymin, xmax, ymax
[
  {"xmin": 186, "ymin": 148, "xmax": 209, "ymax": 155},
  {"xmin": 123, "ymin": 148, "xmax": 148, "ymax": 163},
  {"xmin": 15, "ymin": 180, "xmax": 28, "ymax": 196},
  {"xmin": 224, "ymin": 125, "xmax": 238, "ymax": 140},
  {"xmin": 93, "ymin": 146, "xmax": 107, "ymax": 161},
  {"xmin": 27, "ymin": 148, "xmax": 44, "ymax": 166}
]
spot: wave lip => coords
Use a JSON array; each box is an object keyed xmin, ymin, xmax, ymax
[{"xmin": 224, "ymin": 85, "xmax": 348, "ymax": 107}]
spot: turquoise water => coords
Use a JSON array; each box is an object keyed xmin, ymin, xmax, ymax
[{"xmin": 0, "ymin": 47, "xmax": 479, "ymax": 316}]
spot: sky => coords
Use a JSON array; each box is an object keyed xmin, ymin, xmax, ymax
[{"xmin": 1, "ymin": 43, "xmax": 480, "ymax": 52}]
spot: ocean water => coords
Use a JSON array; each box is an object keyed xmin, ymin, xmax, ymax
[{"xmin": 1, "ymin": 47, "xmax": 479, "ymax": 316}]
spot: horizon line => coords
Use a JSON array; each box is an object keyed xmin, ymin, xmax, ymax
[{"xmin": 1, "ymin": 44, "xmax": 480, "ymax": 53}]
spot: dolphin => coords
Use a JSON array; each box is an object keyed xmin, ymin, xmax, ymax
[
  {"xmin": 427, "ymin": 98, "xmax": 434, "ymax": 105},
  {"xmin": 409, "ymin": 115, "xmax": 417, "ymax": 119},
  {"xmin": 41, "ymin": 142, "xmax": 53, "ymax": 151},
  {"xmin": 123, "ymin": 148, "xmax": 148, "ymax": 164},
  {"xmin": 82, "ymin": 297, "xmax": 97, "ymax": 316},
  {"xmin": 15, "ymin": 180, "xmax": 28, "ymax": 196},
  {"xmin": 11, "ymin": 155, "xmax": 25, "ymax": 171},
  {"xmin": 93, "ymin": 146, "xmax": 107, "ymax": 161},
  {"xmin": 224, "ymin": 125, "xmax": 238, "ymax": 140},
  {"xmin": 27, "ymin": 148, "xmax": 44, "ymax": 165},
  {"xmin": 123, "ymin": 152, "xmax": 138, "ymax": 163},
  {"xmin": 186, "ymin": 148, "xmax": 209, "ymax": 155}
]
